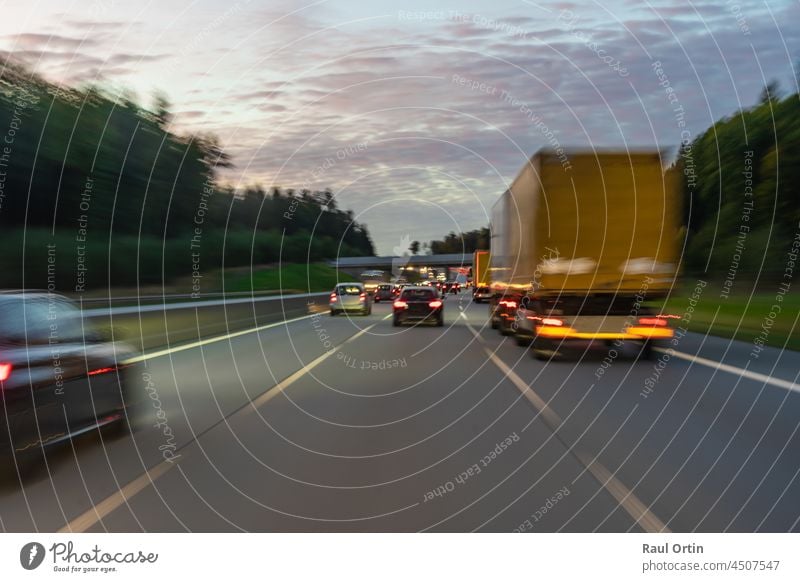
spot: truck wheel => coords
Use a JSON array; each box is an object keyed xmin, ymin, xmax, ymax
[
  {"xmin": 330, "ymin": 309, "xmax": 337, "ymax": 316},
  {"xmin": 641, "ymin": 341, "xmax": 655, "ymax": 360},
  {"xmin": 515, "ymin": 334, "xmax": 532, "ymax": 347},
  {"xmin": 532, "ymin": 338, "xmax": 557, "ymax": 360}
]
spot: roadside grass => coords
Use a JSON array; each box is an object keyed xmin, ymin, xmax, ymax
[
  {"xmin": 224, "ymin": 262, "xmax": 342, "ymax": 293},
  {"xmin": 650, "ymin": 290, "xmax": 800, "ymax": 352}
]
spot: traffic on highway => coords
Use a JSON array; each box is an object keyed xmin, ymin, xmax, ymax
[{"xmin": 1, "ymin": 0, "xmax": 800, "ymax": 579}]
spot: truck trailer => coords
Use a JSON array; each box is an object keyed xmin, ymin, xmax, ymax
[{"xmin": 489, "ymin": 149, "xmax": 680, "ymax": 359}]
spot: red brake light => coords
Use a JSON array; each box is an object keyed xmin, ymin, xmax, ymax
[
  {"xmin": 638, "ymin": 317, "xmax": 668, "ymax": 327},
  {"xmin": 393, "ymin": 300, "xmax": 407, "ymax": 309},
  {"xmin": 88, "ymin": 366, "xmax": 115, "ymax": 376},
  {"xmin": 330, "ymin": 293, "xmax": 336, "ymax": 300},
  {"xmin": 359, "ymin": 292, "xmax": 366, "ymax": 302},
  {"xmin": 0, "ymin": 363, "xmax": 11, "ymax": 382},
  {"xmin": 429, "ymin": 300, "xmax": 442, "ymax": 308},
  {"xmin": 500, "ymin": 300, "xmax": 517, "ymax": 309},
  {"xmin": 541, "ymin": 318, "xmax": 563, "ymax": 326}
]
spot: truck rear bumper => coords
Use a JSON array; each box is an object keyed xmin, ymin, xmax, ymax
[{"xmin": 536, "ymin": 326, "xmax": 673, "ymax": 340}]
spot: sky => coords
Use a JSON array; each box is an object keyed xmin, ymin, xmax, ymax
[{"xmin": 0, "ymin": 0, "xmax": 798, "ymax": 254}]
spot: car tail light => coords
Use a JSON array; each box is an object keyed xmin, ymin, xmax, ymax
[
  {"xmin": 638, "ymin": 317, "xmax": 668, "ymax": 327},
  {"xmin": 330, "ymin": 293, "xmax": 336, "ymax": 300},
  {"xmin": 88, "ymin": 366, "xmax": 116, "ymax": 376},
  {"xmin": 429, "ymin": 300, "xmax": 442, "ymax": 308},
  {"xmin": 359, "ymin": 292, "xmax": 366, "ymax": 302},
  {"xmin": 541, "ymin": 318, "xmax": 564, "ymax": 326},
  {"xmin": 0, "ymin": 363, "xmax": 11, "ymax": 382},
  {"xmin": 500, "ymin": 300, "xmax": 517, "ymax": 309},
  {"xmin": 393, "ymin": 300, "xmax": 407, "ymax": 309}
]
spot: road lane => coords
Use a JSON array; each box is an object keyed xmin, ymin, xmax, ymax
[
  {"xmin": 457, "ymin": 300, "xmax": 800, "ymax": 532},
  {"xmin": 86, "ymin": 300, "xmax": 636, "ymax": 532},
  {"xmin": 0, "ymin": 305, "xmax": 377, "ymax": 531}
]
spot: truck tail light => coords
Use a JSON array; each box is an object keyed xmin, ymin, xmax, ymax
[
  {"xmin": 429, "ymin": 300, "xmax": 442, "ymax": 308},
  {"xmin": 0, "ymin": 363, "xmax": 11, "ymax": 382},
  {"xmin": 330, "ymin": 293, "xmax": 336, "ymax": 300},
  {"xmin": 359, "ymin": 293, "xmax": 366, "ymax": 302},
  {"xmin": 638, "ymin": 317, "xmax": 667, "ymax": 327},
  {"xmin": 393, "ymin": 300, "xmax": 408, "ymax": 309}
]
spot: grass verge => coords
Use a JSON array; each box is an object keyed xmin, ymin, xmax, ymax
[
  {"xmin": 651, "ymin": 291, "xmax": 800, "ymax": 352},
  {"xmin": 224, "ymin": 263, "xmax": 342, "ymax": 293}
]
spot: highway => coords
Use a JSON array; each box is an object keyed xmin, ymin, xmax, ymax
[{"xmin": 1, "ymin": 295, "xmax": 799, "ymax": 532}]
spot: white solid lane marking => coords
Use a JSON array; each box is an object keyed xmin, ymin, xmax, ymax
[
  {"xmin": 465, "ymin": 320, "xmax": 670, "ymax": 533},
  {"xmin": 122, "ymin": 313, "xmax": 317, "ymax": 364},
  {"xmin": 655, "ymin": 348, "xmax": 800, "ymax": 393}
]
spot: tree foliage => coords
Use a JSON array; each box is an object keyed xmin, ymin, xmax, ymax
[
  {"xmin": 0, "ymin": 60, "xmax": 374, "ymax": 290},
  {"xmin": 429, "ymin": 227, "xmax": 490, "ymax": 255},
  {"xmin": 678, "ymin": 84, "xmax": 800, "ymax": 280}
]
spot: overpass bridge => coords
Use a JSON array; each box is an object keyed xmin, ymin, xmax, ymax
[{"xmin": 329, "ymin": 253, "xmax": 472, "ymax": 279}]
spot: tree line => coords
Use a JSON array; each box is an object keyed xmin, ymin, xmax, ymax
[
  {"xmin": 0, "ymin": 60, "xmax": 374, "ymax": 291},
  {"xmin": 677, "ymin": 82, "xmax": 799, "ymax": 283}
]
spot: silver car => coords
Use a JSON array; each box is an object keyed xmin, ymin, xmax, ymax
[{"xmin": 330, "ymin": 283, "xmax": 371, "ymax": 316}]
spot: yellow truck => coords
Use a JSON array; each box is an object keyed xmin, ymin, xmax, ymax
[
  {"xmin": 489, "ymin": 149, "xmax": 680, "ymax": 359},
  {"xmin": 471, "ymin": 250, "xmax": 492, "ymax": 301}
]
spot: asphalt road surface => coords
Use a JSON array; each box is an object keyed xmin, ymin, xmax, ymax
[{"xmin": 2, "ymin": 295, "xmax": 799, "ymax": 532}]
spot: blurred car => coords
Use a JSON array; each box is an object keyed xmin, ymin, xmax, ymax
[
  {"xmin": 473, "ymin": 286, "xmax": 492, "ymax": 303},
  {"xmin": 330, "ymin": 283, "xmax": 371, "ymax": 315},
  {"xmin": 443, "ymin": 281, "xmax": 460, "ymax": 294},
  {"xmin": 373, "ymin": 284, "xmax": 395, "ymax": 303},
  {"xmin": 0, "ymin": 292, "xmax": 136, "ymax": 470},
  {"xmin": 392, "ymin": 286, "xmax": 444, "ymax": 327}
]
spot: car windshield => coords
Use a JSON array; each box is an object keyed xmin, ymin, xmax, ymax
[
  {"xmin": 336, "ymin": 286, "xmax": 362, "ymax": 295},
  {"xmin": 400, "ymin": 289, "xmax": 436, "ymax": 301}
]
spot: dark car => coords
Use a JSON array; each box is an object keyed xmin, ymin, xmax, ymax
[
  {"xmin": 373, "ymin": 284, "xmax": 395, "ymax": 303},
  {"xmin": 0, "ymin": 292, "xmax": 136, "ymax": 470},
  {"xmin": 443, "ymin": 281, "xmax": 460, "ymax": 294},
  {"xmin": 473, "ymin": 286, "xmax": 492, "ymax": 303},
  {"xmin": 392, "ymin": 286, "xmax": 444, "ymax": 327}
]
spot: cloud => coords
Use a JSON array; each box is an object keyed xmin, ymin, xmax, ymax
[
  {"xmin": 1, "ymin": 0, "xmax": 799, "ymax": 253},
  {"xmin": 5, "ymin": 32, "xmax": 98, "ymax": 50}
]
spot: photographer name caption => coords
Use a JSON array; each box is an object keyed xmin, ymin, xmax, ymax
[{"xmin": 640, "ymin": 540, "xmax": 786, "ymax": 576}]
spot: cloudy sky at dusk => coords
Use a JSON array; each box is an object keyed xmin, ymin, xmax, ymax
[{"xmin": 1, "ymin": 0, "xmax": 798, "ymax": 254}]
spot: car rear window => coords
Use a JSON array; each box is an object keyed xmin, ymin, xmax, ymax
[
  {"xmin": 400, "ymin": 289, "xmax": 435, "ymax": 300},
  {"xmin": 477, "ymin": 287, "xmax": 490, "ymax": 293},
  {"xmin": 378, "ymin": 285, "xmax": 392, "ymax": 290},
  {"xmin": 336, "ymin": 286, "xmax": 362, "ymax": 295},
  {"xmin": 0, "ymin": 296, "xmax": 84, "ymax": 343}
]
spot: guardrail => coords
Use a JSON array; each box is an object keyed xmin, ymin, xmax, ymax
[{"xmin": 84, "ymin": 292, "xmax": 330, "ymax": 352}]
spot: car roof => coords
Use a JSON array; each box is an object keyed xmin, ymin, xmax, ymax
[{"xmin": 0, "ymin": 290, "xmax": 69, "ymax": 300}]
